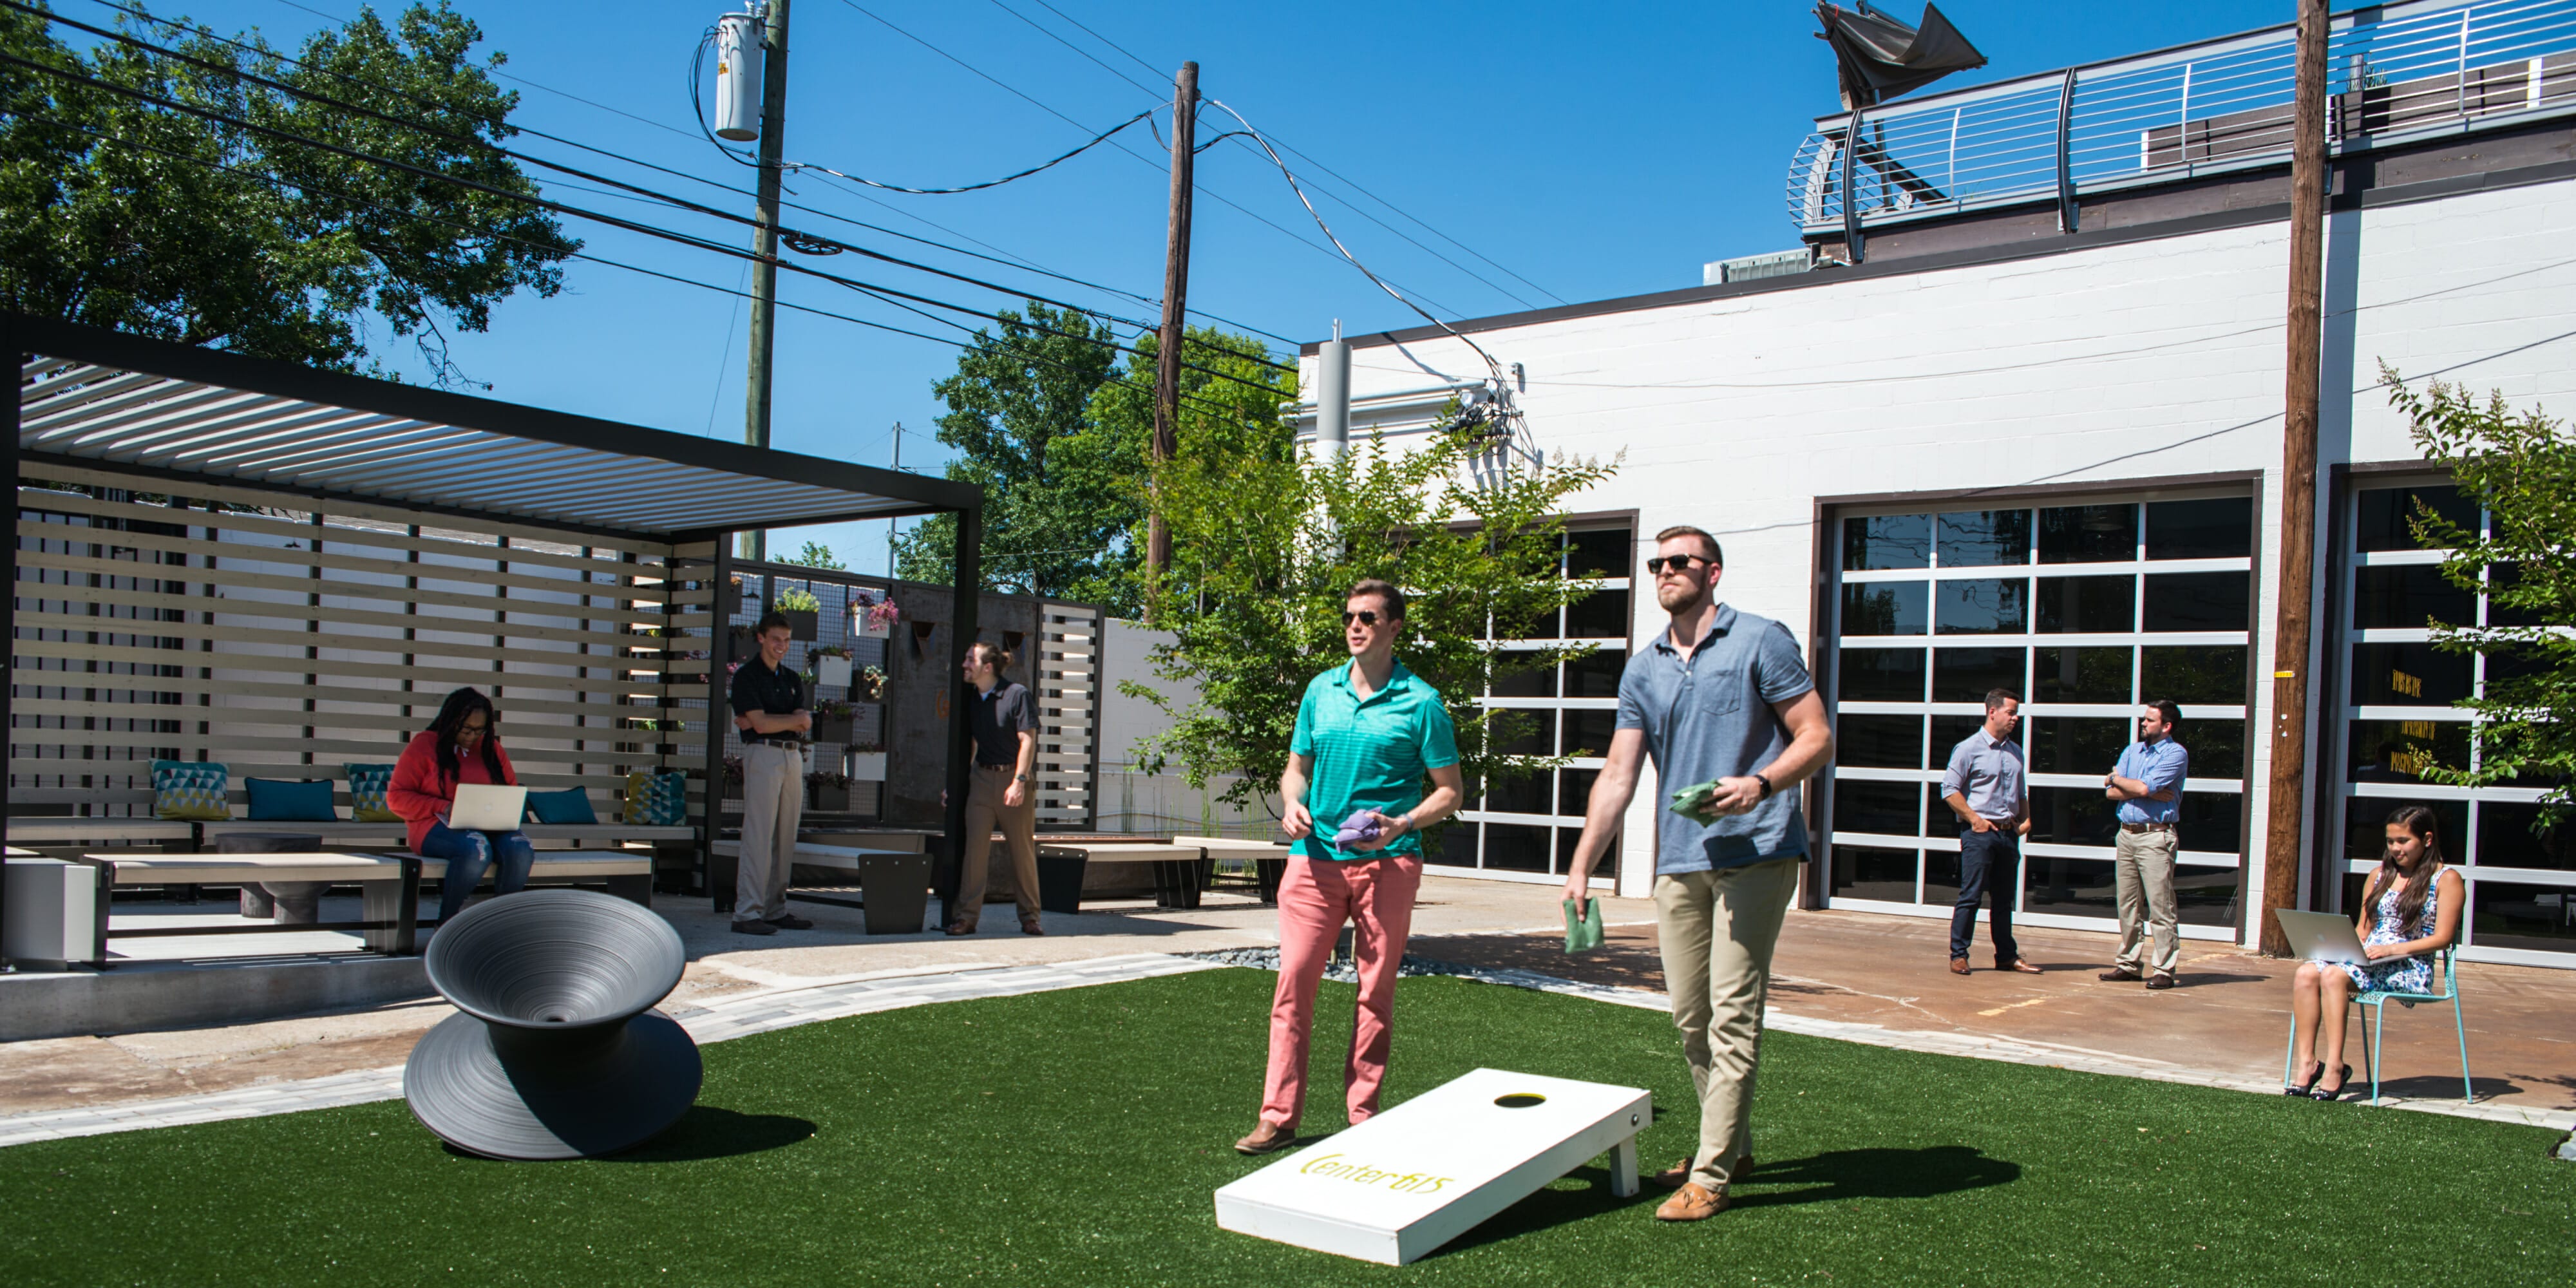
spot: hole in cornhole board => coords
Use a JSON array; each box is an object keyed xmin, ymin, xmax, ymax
[{"xmin": 1493, "ymin": 1094, "xmax": 1547, "ymax": 1108}]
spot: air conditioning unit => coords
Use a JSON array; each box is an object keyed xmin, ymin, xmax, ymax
[{"xmin": 1701, "ymin": 247, "xmax": 1814, "ymax": 287}]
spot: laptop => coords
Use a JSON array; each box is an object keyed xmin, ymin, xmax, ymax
[
  {"xmin": 447, "ymin": 783, "xmax": 529, "ymax": 832},
  {"xmin": 2275, "ymin": 908, "xmax": 2410, "ymax": 967}
]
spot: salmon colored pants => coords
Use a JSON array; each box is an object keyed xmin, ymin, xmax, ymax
[{"xmin": 1259, "ymin": 853, "xmax": 1423, "ymax": 1130}]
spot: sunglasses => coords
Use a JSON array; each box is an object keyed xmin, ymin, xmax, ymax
[
  {"xmin": 1644, "ymin": 554, "xmax": 1713, "ymax": 575},
  {"xmin": 1340, "ymin": 610, "xmax": 1388, "ymax": 627}
]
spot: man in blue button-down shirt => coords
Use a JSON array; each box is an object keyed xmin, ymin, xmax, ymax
[
  {"xmin": 1560, "ymin": 526, "xmax": 1833, "ymax": 1224},
  {"xmin": 2100, "ymin": 701, "xmax": 2189, "ymax": 989},
  {"xmin": 1940, "ymin": 690, "xmax": 2036, "ymax": 976}
]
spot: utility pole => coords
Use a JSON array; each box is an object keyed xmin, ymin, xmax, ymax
[
  {"xmin": 2259, "ymin": 0, "xmax": 2329, "ymax": 957},
  {"xmin": 738, "ymin": 0, "xmax": 791, "ymax": 563},
  {"xmin": 887, "ymin": 421, "xmax": 903, "ymax": 578},
  {"xmin": 1145, "ymin": 61, "xmax": 1198, "ymax": 589}
]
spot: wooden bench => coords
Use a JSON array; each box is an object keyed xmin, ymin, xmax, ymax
[
  {"xmin": 1173, "ymin": 835, "xmax": 1293, "ymax": 903},
  {"xmin": 9, "ymin": 819, "xmax": 194, "ymax": 846},
  {"xmin": 1036, "ymin": 842, "xmax": 1216, "ymax": 911},
  {"xmin": 395, "ymin": 850, "xmax": 656, "ymax": 909},
  {"xmin": 76, "ymin": 851, "xmax": 422, "ymax": 961},
  {"xmin": 202, "ymin": 820, "xmax": 694, "ymax": 848}
]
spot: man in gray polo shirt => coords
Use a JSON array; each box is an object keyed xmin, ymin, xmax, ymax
[{"xmin": 1561, "ymin": 525, "xmax": 1833, "ymax": 1224}]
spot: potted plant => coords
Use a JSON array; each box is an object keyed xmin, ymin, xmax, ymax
[
  {"xmin": 855, "ymin": 590, "xmax": 899, "ymax": 639},
  {"xmin": 724, "ymin": 576, "xmax": 748, "ymax": 616},
  {"xmin": 847, "ymin": 740, "xmax": 887, "ymax": 782},
  {"xmin": 807, "ymin": 643, "xmax": 853, "ymax": 689},
  {"xmin": 853, "ymin": 663, "xmax": 888, "ymax": 702},
  {"xmin": 810, "ymin": 697, "xmax": 855, "ymax": 744},
  {"xmin": 775, "ymin": 587, "xmax": 822, "ymax": 641},
  {"xmin": 804, "ymin": 767, "xmax": 854, "ymax": 812}
]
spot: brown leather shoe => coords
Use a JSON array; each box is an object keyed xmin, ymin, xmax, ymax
[
  {"xmin": 2145, "ymin": 972, "xmax": 2177, "ymax": 990},
  {"xmin": 1949, "ymin": 957, "xmax": 1971, "ymax": 976},
  {"xmin": 943, "ymin": 922, "xmax": 977, "ymax": 937},
  {"xmin": 2001, "ymin": 958, "xmax": 2044, "ymax": 974},
  {"xmin": 2098, "ymin": 967, "xmax": 2142, "ymax": 981},
  {"xmin": 1654, "ymin": 1182, "xmax": 1729, "ymax": 1222},
  {"xmin": 1651, "ymin": 1153, "xmax": 1752, "ymax": 1190},
  {"xmin": 1020, "ymin": 918, "xmax": 1045, "ymax": 936},
  {"xmin": 1233, "ymin": 1123, "xmax": 1297, "ymax": 1155}
]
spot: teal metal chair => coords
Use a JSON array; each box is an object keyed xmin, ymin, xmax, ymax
[{"xmin": 2281, "ymin": 947, "xmax": 2473, "ymax": 1105}]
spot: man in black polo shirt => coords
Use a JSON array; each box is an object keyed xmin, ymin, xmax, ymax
[{"xmin": 728, "ymin": 611, "xmax": 813, "ymax": 936}]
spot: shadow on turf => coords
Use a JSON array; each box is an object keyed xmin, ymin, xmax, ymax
[{"xmin": 434, "ymin": 1107, "xmax": 817, "ymax": 1164}]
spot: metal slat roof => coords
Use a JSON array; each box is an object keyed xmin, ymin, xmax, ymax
[{"xmin": 8, "ymin": 316, "xmax": 975, "ymax": 539}]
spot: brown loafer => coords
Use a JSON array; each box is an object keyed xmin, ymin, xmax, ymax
[
  {"xmin": 1949, "ymin": 957, "xmax": 1971, "ymax": 976},
  {"xmin": 1654, "ymin": 1182, "xmax": 1729, "ymax": 1222},
  {"xmin": 2001, "ymin": 958, "xmax": 2044, "ymax": 974},
  {"xmin": 2098, "ymin": 967, "xmax": 2142, "ymax": 982},
  {"xmin": 1653, "ymin": 1153, "xmax": 1752, "ymax": 1190},
  {"xmin": 2145, "ymin": 972, "xmax": 2177, "ymax": 990},
  {"xmin": 1020, "ymin": 919, "xmax": 1045, "ymax": 936},
  {"xmin": 943, "ymin": 922, "xmax": 977, "ymax": 937},
  {"xmin": 1233, "ymin": 1123, "xmax": 1297, "ymax": 1155}
]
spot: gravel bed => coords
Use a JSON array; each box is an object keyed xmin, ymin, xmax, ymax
[{"xmin": 1184, "ymin": 946, "xmax": 1479, "ymax": 983}]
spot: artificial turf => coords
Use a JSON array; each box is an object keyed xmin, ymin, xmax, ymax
[{"xmin": 3, "ymin": 967, "xmax": 2570, "ymax": 1287}]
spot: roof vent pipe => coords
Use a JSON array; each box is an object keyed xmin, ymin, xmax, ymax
[{"xmin": 1314, "ymin": 318, "xmax": 1350, "ymax": 466}]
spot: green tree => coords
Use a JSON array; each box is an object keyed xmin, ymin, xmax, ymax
[
  {"xmin": 895, "ymin": 308, "xmax": 1294, "ymax": 617},
  {"xmin": 0, "ymin": 1, "xmax": 577, "ymax": 383},
  {"xmin": 2388, "ymin": 370, "xmax": 2576, "ymax": 835},
  {"xmin": 1128, "ymin": 419, "xmax": 1616, "ymax": 823},
  {"xmin": 781, "ymin": 540, "xmax": 844, "ymax": 570}
]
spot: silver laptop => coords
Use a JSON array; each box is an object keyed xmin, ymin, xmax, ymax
[
  {"xmin": 447, "ymin": 783, "xmax": 529, "ymax": 832},
  {"xmin": 2275, "ymin": 908, "xmax": 2409, "ymax": 967}
]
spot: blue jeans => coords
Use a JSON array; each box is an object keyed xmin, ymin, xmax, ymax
[
  {"xmin": 1950, "ymin": 827, "xmax": 2021, "ymax": 963},
  {"xmin": 424, "ymin": 822, "xmax": 535, "ymax": 923}
]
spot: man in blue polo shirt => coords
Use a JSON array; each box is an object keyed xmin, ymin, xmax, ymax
[
  {"xmin": 2101, "ymin": 699, "xmax": 2188, "ymax": 990},
  {"xmin": 1560, "ymin": 526, "xmax": 1833, "ymax": 1224},
  {"xmin": 1233, "ymin": 578, "xmax": 1464, "ymax": 1156}
]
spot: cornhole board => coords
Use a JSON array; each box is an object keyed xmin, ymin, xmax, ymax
[{"xmin": 1214, "ymin": 1068, "xmax": 1650, "ymax": 1265}]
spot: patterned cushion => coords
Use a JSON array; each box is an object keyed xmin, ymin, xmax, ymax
[
  {"xmin": 345, "ymin": 763, "xmax": 401, "ymax": 823},
  {"xmin": 151, "ymin": 759, "xmax": 231, "ymax": 820},
  {"xmin": 623, "ymin": 770, "xmax": 687, "ymax": 827}
]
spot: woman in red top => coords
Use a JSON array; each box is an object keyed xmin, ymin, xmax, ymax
[{"xmin": 391, "ymin": 687, "xmax": 533, "ymax": 923}]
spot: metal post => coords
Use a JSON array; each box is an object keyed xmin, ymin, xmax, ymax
[
  {"xmin": 2178, "ymin": 61, "xmax": 2193, "ymax": 169},
  {"xmin": 2054, "ymin": 68, "xmax": 2079, "ymax": 232},
  {"xmin": 2260, "ymin": 0, "xmax": 2331, "ymax": 957},
  {"xmin": 936, "ymin": 506, "xmax": 983, "ymax": 913},
  {"xmin": 738, "ymin": 0, "xmax": 791, "ymax": 564},
  {"xmin": 705, "ymin": 536, "xmax": 736, "ymax": 913},
  {"xmin": 1146, "ymin": 61, "xmax": 1198, "ymax": 585},
  {"xmin": 1, "ymin": 314, "xmax": 15, "ymax": 965},
  {"xmin": 1946, "ymin": 106, "xmax": 1961, "ymax": 200},
  {"xmin": 1839, "ymin": 106, "xmax": 1864, "ymax": 263},
  {"xmin": 2456, "ymin": 8, "xmax": 2472, "ymax": 119},
  {"xmin": 886, "ymin": 421, "xmax": 902, "ymax": 579}
]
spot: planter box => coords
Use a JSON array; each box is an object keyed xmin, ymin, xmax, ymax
[
  {"xmin": 811, "ymin": 714, "xmax": 855, "ymax": 744},
  {"xmin": 854, "ymin": 598, "xmax": 893, "ymax": 638},
  {"xmin": 806, "ymin": 782, "xmax": 869, "ymax": 813},
  {"xmin": 851, "ymin": 676, "xmax": 887, "ymax": 702},
  {"xmin": 780, "ymin": 609, "xmax": 819, "ymax": 641},
  {"xmin": 859, "ymin": 853, "xmax": 932, "ymax": 934},
  {"xmin": 812, "ymin": 655, "xmax": 852, "ymax": 688},
  {"xmin": 1035, "ymin": 851, "xmax": 1088, "ymax": 916},
  {"xmin": 848, "ymin": 751, "xmax": 887, "ymax": 782}
]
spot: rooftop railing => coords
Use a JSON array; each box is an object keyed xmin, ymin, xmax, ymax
[{"xmin": 1787, "ymin": 0, "xmax": 2576, "ymax": 237}]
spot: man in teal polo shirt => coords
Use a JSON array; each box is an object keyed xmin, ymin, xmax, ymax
[{"xmin": 1234, "ymin": 578, "xmax": 1464, "ymax": 1155}]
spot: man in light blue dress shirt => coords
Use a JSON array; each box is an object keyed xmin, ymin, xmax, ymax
[
  {"xmin": 1940, "ymin": 690, "xmax": 2035, "ymax": 976},
  {"xmin": 2101, "ymin": 701, "xmax": 2189, "ymax": 989}
]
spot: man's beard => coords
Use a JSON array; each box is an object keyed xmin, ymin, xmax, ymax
[{"xmin": 1658, "ymin": 580, "xmax": 1709, "ymax": 613}]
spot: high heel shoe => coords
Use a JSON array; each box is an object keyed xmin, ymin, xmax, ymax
[
  {"xmin": 2284, "ymin": 1061, "xmax": 2324, "ymax": 1097},
  {"xmin": 2308, "ymin": 1064, "xmax": 2351, "ymax": 1101}
]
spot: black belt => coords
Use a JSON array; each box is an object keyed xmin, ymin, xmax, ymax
[
  {"xmin": 975, "ymin": 762, "xmax": 1014, "ymax": 771},
  {"xmin": 744, "ymin": 735, "xmax": 805, "ymax": 746}
]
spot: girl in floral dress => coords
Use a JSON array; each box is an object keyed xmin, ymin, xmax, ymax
[{"xmin": 2284, "ymin": 804, "xmax": 2465, "ymax": 1101}]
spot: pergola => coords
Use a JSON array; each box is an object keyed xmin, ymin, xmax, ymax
[{"xmin": 3, "ymin": 313, "xmax": 988, "ymax": 925}]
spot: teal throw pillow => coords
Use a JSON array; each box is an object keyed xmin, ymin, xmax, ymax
[
  {"xmin": 526, "ymin": 788, "xmax": 600, "ymax": 825},
  {"xmin": 245, "ymin": 777, "xmax": 338, "ymax": 822}
]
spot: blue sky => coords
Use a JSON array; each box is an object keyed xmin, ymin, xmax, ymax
[{"xmin": 79, "ymin": 0, "xmax": 2292, "ymax": 570}]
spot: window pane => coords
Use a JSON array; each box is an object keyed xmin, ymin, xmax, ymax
[
  {"xmin": 1485, "ymin": 767, "xmax": 1551, "ymax": 816},
  {"xmin": 2486, "ymin": 563, "xmax": 2557, "ymax": 627},
  {"xmin": 1566, "ymin": 528, "xmax": 1630, "ymax": 579},
  {"xmin": 1844, "ymin": 514, "xmax": 1930, "ymax": 571},
  {"xmin": 2344, "ymin": 718, "xmax": 2470, "ymax": 784},
  {"xmin": 1842, "ymin": 582, "xmax": 1927, "ymax": 636},
  {"xmin": 2351, "ymin": 641, "xmax": 2471, "ymax": 706},
  {"xmin": 2024, "ymin": 856, "xmax": 2119, "ymax": 917},
  {"xmin": 1490, "ymin": 664, "xmax": 1554, "ymax": 698},
  {"xmin": 1490, "ymin": 710, "xmax": 1551, "ymax": 758},
  {"xmin": 1839, "ymin": 648, "xmax": 1926, "ymax": 701},
  {"xmin": 2343, "ymin": 798, "xmax": 2466, "ymax": 866},
  {"xmin": 2353, "ymin": 565, "xmax": 2475, "ymax": 630},
  {"xmin": 1937, "ymin": 510, "xmax": 2031, "ymax": 567},
  {"xmin": 1564, "ymin": 648, "xmax": 1626, "ymax": 698},
  {"xmin": 2033, "ymin": 646, "xmax": 2133, "ymax": 704},
  {"xmin": 2476, "ymin": 802, "xmax": 2575, "ymax": 871},
  {"xmin": 1832, "ymin": 780, "xmax": 1922, "ymax": 837},
  {"xmin": 1482, "ymin": 823, "xmax": 1553, "ymax": 873},
  {"xmin": 2038, "ymin": 504, "xmax": 2138, "ymax": 564},
  {"xmin": 2181, "ymin": 791, "xmax": 2243, "ymax": 854},
  {"xmin": 1560, "ymin": 768, "xmax": 1602, "ymax": 818},
  {"xmin": 1924, "ymin": 848, "xmax": 1963, "ymax": 905},
  {"xmin": 1567, "ymin": 587, "xmax": 1630, "ymax": 639},
  {"xmin": 2186, "ymin": 717, "xmax": 2245, "ymax": 781},
  {"xmin": 1560, "ymin": 708, "xmax": 1618, "ymax": 758},
  {"xmin": 1933, "ymin": 647, "xmax": 2024, "ymax": 703},
  {"xmin": 1432, "ymin": 822, "xmax": 1479, "ymax": 867},
  {"xmin": 2145, "ymin": 497, "xmax": 2253, "ymax": 559},
  {"xmin": 1832, "ymin": 846, "xmax": 1917, "ymax": 903},
  {"xmin": 2035, "ymin": 576, "xmax": 2135, "ymax": 633},
  {"xmin": 1935, "ymin": 578, "xmax": 2027, "ymax": 634},
  {"xmin": 2356, "ymin": 484, "xmax": 2474, "ymax": 553},
  {"xmin": 2141, "ymin": 645, "xmax": 2246, "ymax": 706},
  {"xmin": 2031, "ymin": 717, "xmax": 2131, "ymax": 775},
  {"xmin": 2468, "ymin": 879, "xmax": 2576, "ymax": 952},
  {"xmin": 2030, "ymin": 785, "xmax": 2117, "ymax": 846},
  {"xmin": 1837, "ymin": 714, "xmax": 1926, "ymax": 768},
  {"xmin": 2175, "ymin": 864, "xmax": 2240, "ymax": 926},
  {"xmin": 2143, "ymin": 572, "xmax": 2249, "ymax": 632},
  {"xmin": 1930, "ymin": 715, "xmax": 1999, "ymax": 768},
  {"xmin": 1558, "ymin": 828, "xmax": 1616, "ymax": 872}
]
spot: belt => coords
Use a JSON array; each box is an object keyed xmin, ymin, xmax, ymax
[
  {"xmin": 744, "ymin": 735, "xmax": 806, "ymax": 747},
  {"xmin": 974, "ymin": 762, "xmax": 1014, "ymax": 772},
  {"xmin": 2121, "ymin": 822, "xmax": 2175, "ymax": 834}
]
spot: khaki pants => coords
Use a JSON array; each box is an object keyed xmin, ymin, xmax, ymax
[
  {"xmin": 1654, "ymin": 857, "xmax": 1801, "ymax": 1192},
  {"xmin": 735, "ymin": 742, "xmax": 804, "ymax": 923},
  {"xmin": 951, "ymin": 764, "xmax": 1039, "ymax": 927},
  {"xmin": 2113, "ymin": 826, "xmax": 2181, "ymax": 976}
]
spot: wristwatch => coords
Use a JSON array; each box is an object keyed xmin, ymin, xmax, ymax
[
  {"xmin": 1014, "ymin": 772, "xmax": 1031, "ymax": 784},
  {"xmin": 1754, "ymin": 772, "xmax": 1776, "ymax": 800}
]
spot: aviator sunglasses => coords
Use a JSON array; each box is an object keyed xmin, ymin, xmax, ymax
[{"xmin": 1340, "ymin": 609, "xmax": 1388, "ymax": 626}]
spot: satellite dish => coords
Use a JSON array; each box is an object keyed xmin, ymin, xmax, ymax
[{"xmin": 1814, "ymin": 2, "xmax": 1990, "ymax": 109}]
